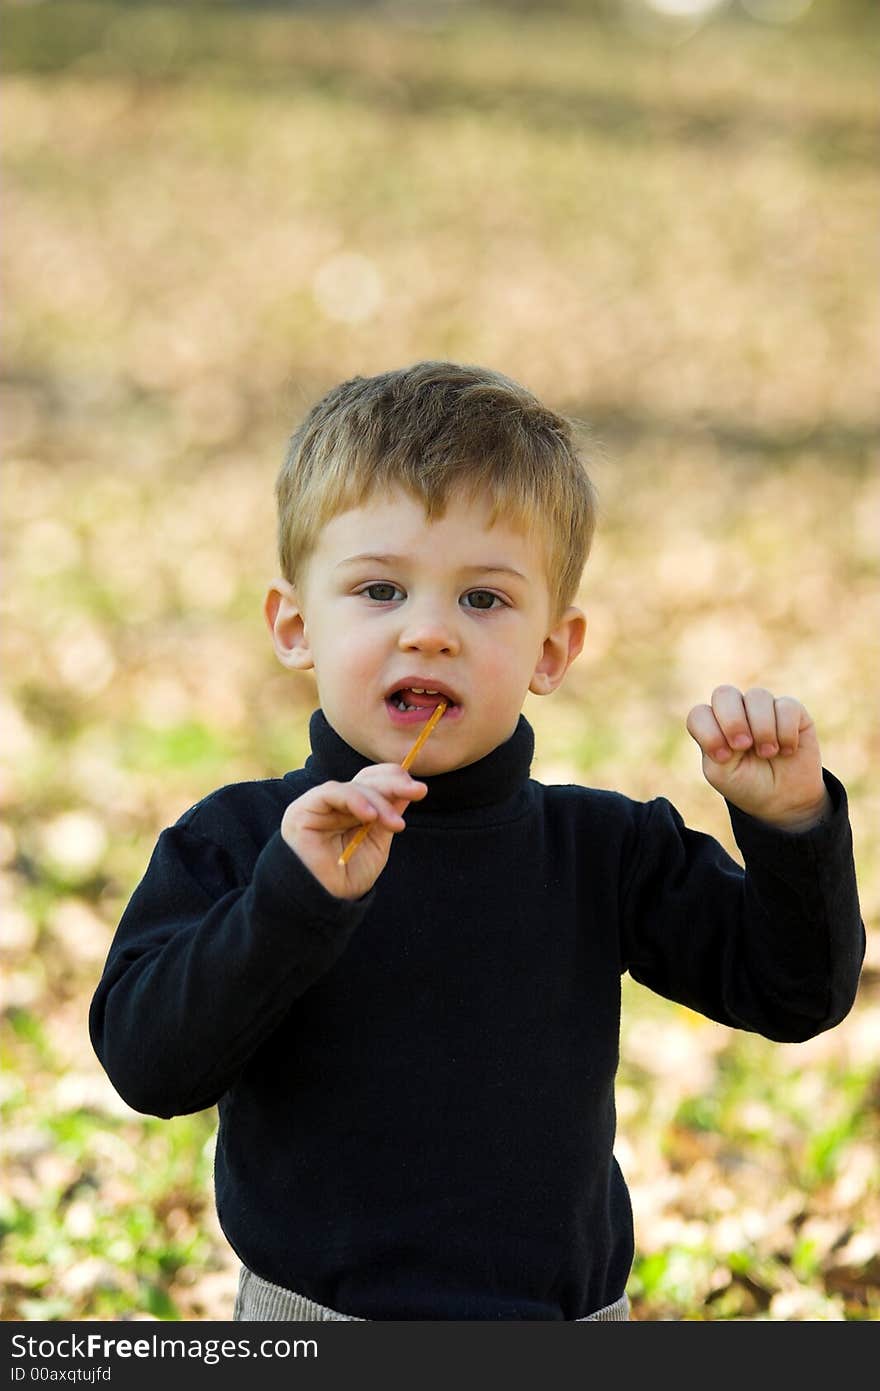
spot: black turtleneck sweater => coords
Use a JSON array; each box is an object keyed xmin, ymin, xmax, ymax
[{"xmin": 89, "ymin": 712, "xmax": 864, "ymax": 1320}]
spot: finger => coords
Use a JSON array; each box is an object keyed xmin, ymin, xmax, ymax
[
  {"xmin": 316, "ymin": 782, "xmax": 407, "ymax": 831},
  {"xmin": 709, "ymin": 685, "xmax": 753, "ymax": 751},
  {"xmin": 742, "ymin": 686, "xmax": 779, "ymax": 758},
  {"xmin": 353, "ymin": 765, "xmax": 428, "ymax": 802},
  {"xmin": 686, "ymin": 703, "xmax": 734, "ymax": 763},
  {"xmin": 774, "ymin": 696, "xmax": 805, "ymax": 756},
  {"xmin": 346, "ymin": 785, "xmax": 410, "ymax": 831}
]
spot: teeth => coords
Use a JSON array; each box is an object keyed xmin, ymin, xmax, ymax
[
  {"xmin": 392, "ymin": 691, "xmax": 442, "ymax": 711},
  {"xmin": 390, "ymin": 686, "xmax": 448, "ymax": 711}
]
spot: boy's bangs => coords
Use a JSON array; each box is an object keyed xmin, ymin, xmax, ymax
[{"xmin": 311, "ymin": 451, "xmax": 541, "ymax": 538}]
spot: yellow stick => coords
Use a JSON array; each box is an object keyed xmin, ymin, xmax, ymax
[{"xmin": 337, "ymin": 700, "xmax": 448, "ymax": 866}]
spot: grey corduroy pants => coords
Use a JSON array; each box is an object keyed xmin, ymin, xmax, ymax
[{"xmin": 233, "ymin": 1265, "xmax": 630, "ymax": 1322}]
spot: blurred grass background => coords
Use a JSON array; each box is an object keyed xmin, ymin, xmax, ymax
[{"xmin": 2, "ymin": 0, "xmax": 878, "ymax": 1321}]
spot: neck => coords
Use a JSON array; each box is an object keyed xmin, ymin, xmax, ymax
[{"xmin": 304, "ymin": 709, "xmax": 535, "ymax": 816}]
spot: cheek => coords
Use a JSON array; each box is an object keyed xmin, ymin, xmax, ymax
[
  {"xmin": 476, "ymin": 635, "xmax": 536, "ymax": 688},
  {"xmin": 323, "ymin": 629, "xmax": 382, "ymax": 680}
]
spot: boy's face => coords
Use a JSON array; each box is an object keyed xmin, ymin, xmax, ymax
[{"xmin": 266, "ymin": 489, "xmax": 585, "ymax": 774}]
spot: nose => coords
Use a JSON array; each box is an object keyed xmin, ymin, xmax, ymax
[{"xmin": 397, "ymin": 601, "xmax": 461, "ymax": 657}]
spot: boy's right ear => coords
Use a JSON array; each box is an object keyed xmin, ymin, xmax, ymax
[{"xmin": 264, "ymin": 578, "xmax": 314, "ymax": 671}]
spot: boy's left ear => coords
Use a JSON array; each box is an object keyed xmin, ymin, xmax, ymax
[{"xmin": 529, "ymin": 607, "xmax": 587, "ymax": 696}]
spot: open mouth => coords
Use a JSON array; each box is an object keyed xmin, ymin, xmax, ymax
[{"xmin": 383, "ymin": 681, "xmax": 458, "ymax": 717}]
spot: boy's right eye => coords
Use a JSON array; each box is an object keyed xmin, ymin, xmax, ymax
[{"xmin": 361, "ymin": 582, "xmax": 403, "ymax": 602}]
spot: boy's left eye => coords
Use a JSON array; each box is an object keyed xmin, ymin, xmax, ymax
[{"xmin": 462, "ymin": 589, "xmax": 503, "ymax": 611}]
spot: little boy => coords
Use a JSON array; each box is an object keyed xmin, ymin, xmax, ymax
[{"xmin": 90, "ymin": 361, "xmax": 864, "ymax": 1322}]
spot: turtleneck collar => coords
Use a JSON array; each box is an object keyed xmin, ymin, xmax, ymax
[{"xmin": 300, "ymin": 709, "xmax": 535, "ymax": 818}]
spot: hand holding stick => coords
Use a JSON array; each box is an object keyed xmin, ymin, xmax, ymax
[{"xmin": 336, "ymin": 700, "xmax": 448, "ymax": 866}]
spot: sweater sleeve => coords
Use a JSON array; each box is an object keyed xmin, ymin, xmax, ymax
[
  {"xmin": 620, "ymin": 769, "xmax": 865, "ymax": 1041},
  {"xmin": 89, "ymin": 818, "xmax": 372, "ymax": 1118}
]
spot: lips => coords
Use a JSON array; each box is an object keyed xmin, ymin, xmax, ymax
[{"xmin": 383, "ymin": 678, "xmax": 461, "ymax": 727}]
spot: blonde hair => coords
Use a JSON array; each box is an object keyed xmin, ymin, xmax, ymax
[{"xmin": 275, "ymin": 361, "xmax": 598, "ymax": 617}]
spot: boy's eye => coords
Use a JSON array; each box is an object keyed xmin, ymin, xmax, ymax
[
  {"xmin": 362, "ymin": 582, "xmax": 403, "ymax": 602},
  {"xmin": 462, "ymin": 589, "xmax": 503, "ymax": 611}
]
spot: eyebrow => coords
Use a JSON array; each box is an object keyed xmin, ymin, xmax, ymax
[
  {"xmin": 335, "ymin": 553, "xmax": 529, "ymax": 582},
  {"xmin": 335, "ymin": 553, "xmax": 401, "ymax": 569}
]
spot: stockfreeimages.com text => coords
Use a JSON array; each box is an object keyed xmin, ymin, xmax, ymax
[{"xmin": 10, "ymin": 1334, "xmax": 316, "ymax": 1366}]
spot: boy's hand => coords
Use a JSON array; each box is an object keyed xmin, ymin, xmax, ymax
[
  {"xmin": 280, "ymin": 765, "xmax": 428, "ymax": 900},
  {"xmin": 686, "ymin": 686, "xmax": 832, "ymax": 831}
]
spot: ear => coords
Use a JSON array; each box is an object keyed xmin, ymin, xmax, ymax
[
  {"xmin": 529, "ymin": 606, "xmax": 586, "ymax": 696},
  {"xmin": 264, "ymin": 578, "xmax": 314, "ymax": 671}
]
